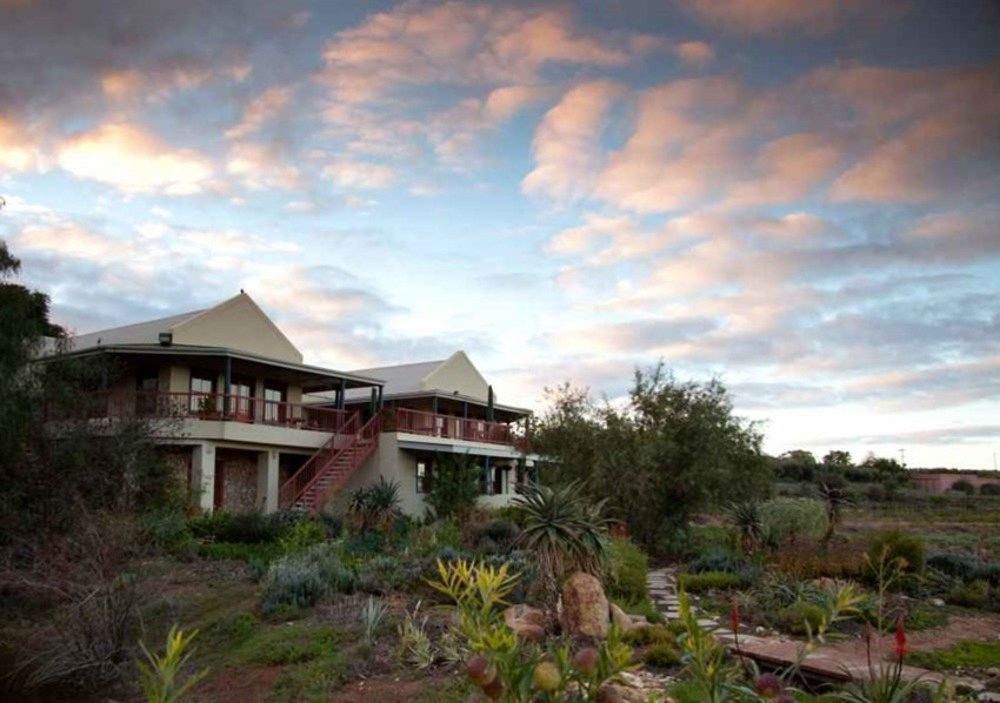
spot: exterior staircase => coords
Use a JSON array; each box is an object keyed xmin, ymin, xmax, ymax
[{"xmin": 279, "ymin": 411, "xmax": 382, "ymax": 514}]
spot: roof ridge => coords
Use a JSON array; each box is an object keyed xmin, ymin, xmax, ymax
[{"xmin": 71, "ymin": 308, "xmax": 205, "ymax": 339}]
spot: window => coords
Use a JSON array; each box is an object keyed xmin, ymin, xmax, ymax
[
  {"xmin": 492, "ymin": 466, "xmax": 504, "ymax": 495},
  {"xmin": 231, "ymin": 378, "xmax": 253, "ymax": 420},
  {"xmin": 416, "ymin": 460, "xmax": 432, "ymax": 493},
  {"xmin": 136, "ymin": 371, "xmax": 158, "ymax": 415},
  {"xmin": 189, "ymin": 374, "xmax": 214, "ymax": 413},
  {"xmin": 263, "ymin": 385, "xmax": 285, "ymax": 423}
]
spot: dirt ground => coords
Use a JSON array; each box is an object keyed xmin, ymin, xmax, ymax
[{"xmin": 824, "ymin": 612, "xmax": 1000, "ymax": 660}]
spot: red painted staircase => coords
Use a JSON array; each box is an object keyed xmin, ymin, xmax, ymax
[{"xmin": 279, "ymin": 411, "xmax": 382, "ymax": 513}]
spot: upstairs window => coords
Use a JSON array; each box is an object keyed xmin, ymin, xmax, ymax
[
  {"xmin": 263, "ymin": 385, "xmax": 285, "ymax": 423},
  {"xmin": 189, "ymin": 374, "xmax": 214, "ymax": 413}
]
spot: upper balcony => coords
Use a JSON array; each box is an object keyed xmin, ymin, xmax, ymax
[
  {"xmin": 384, "ymin": 406, "xmax": 522, "ymax": 448},
  {"xmin": 50, "ymin": 390, "xmax": 354, "ymax": 433}
]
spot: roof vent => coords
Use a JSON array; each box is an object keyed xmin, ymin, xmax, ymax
[{"xmin": 158, "ymin": 332, "xmax": 173, "ymax": 346}]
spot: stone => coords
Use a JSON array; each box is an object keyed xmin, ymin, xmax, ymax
[
  {"xmin": 503, "ymin": 603, "xmax": 547, "ymax": 642},
  {"xmin": 561, "ymin": 571, "xmax": 610, "ymax": 639},
  {"xmin": 929, "ymin": 597, "xmax": 946, "ymax": 607},
  {"xmin": 610, "ymin": 603, "xmax": 640, "ymax": 633}
]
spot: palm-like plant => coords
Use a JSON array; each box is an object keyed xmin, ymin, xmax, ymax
[
  {"xmin": 512, "ymin": 481, "xmax": 612, "ymax": 614},
  {"xmin": 725, "ymin": 501, "xmax": 762, "ymax": 554},
  {"xmin": 348, "ymin": 476, "xmax": 401, "ymax": 533},
  {"xmin": 816, "ymin": 472, "xmax": 851, "ymax": 542}
]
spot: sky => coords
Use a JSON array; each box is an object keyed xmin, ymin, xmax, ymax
[{"xmin": 0, "ymin": 0, "xmax": 998, "ymax": 469}]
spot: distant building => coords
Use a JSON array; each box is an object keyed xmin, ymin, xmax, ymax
[
  {"xmin": 44, "ymin": 292, "xmax": 534, "ymax": 516},
  {"xmin": 910, "ymin": 470, "xmax": 1000, "ymax": 494}
]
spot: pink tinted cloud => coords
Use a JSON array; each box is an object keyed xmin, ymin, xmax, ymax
[
  {"xmin": 677, "ymin": 0, "xmax": 874, "ymax": 35},
  {"xmin": 522, "ymin": 81, "xmax": 625, "ymax": 201},
  {"xmin": 674, "ymin": 40, "xmax": 715, "ymax": 65}
]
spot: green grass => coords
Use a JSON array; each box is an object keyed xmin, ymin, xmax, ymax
[
  {"xmin": 906, "ymin": 640, "xmax": 1000, "ymax": 671},
  {"xmin": 611, "ymin": 595, "xmax": 665, "ymax": 625},
  {"xmin": 235, "ymin": 623, "xmax": 340, "ymax": 666},
  {"xmin": 677, "ymin": 570, "xmax": 748, "ymax": 592}
]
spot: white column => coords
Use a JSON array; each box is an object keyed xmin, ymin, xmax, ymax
[
  {"xmin": 192, "ymin": 442, "xmax": 216, "ymax": 513},
  {"xmin": 257, "ymin": 449, "xmax": 279, "ymax": 513}
]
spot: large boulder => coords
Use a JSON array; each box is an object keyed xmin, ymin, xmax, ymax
[
  {"xmin": 561, "ymin": 571, "xmax": 609, "ymax": 639},
  {"xmin": 503, "ymin": 603, "xmax": 547, "ymax": 642}
]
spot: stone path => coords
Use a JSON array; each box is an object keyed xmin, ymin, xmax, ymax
[{"xmin": 645, "ymin": 567, "xmax": 987, "ymax": 698}]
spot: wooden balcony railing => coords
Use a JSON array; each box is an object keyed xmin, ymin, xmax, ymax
[
  {"xmin": 384, "ymin": 407, "xmax": 517, "ymax": 446},
  {"xmin": 51, "ymin": 390, "xmax": 353, "ymax": 433}
]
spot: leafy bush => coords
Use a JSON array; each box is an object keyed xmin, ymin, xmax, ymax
[
  {"xmin": 188, "ymin": 511, "xmax": 283, "ymax": 544},
  {"xmin": 356, "ymin": 555, "xmax": 424, "ymax": 593},
  {"xmin": 605, "ymin": 537, "xmax": 649, "ymax": 603},
  {"xmin": 950, "ymin": 479, "xmax": 975, "ymax": 494},
  {"xmin": 677, "ymin": 571, "xmax": 747, "ymax": 593},
  {"xmin": 946, "ymin": 580, "xmax": 990, "ymax": 609},
  {"xmin": 758, "ymin": 497, "xmax": 828, "ymax": 546},
  {"xmin": 980, "ymin": 483, "xmax": 1000, "ymax": 496},
  {"xmin": 774, "ymin": 602, "xmax": 826, "ymax": 636},
  {"xmin": 140, "ymin": 508, "xmax": 193, "ymax": 552},
  {"xmin": 260, "ymin": 543, "xmax": 354, "ymax": 613},
  {"xmin": 686, "ymin": 546, "xmax": 747, "ymax": 575},
  {"xmin": 927, "ymin": 553, "xmax": 977, "ymax": 580},
  {"xmin": 866, "ymin": 530, "xmax": 925, "ymax": 575},
  {"xmin": 770, "ymin": 540, "xmax": 866, "ymax": 580},
  {"xmin": 278, "ymin": 519, "xmax": 326, "ymax": 553},
  {"xmin": 622, "ymin": 625, "xmax": 675, "ymax": 647},
  {"xmin": 471, "ymin": 519, "xmax": 521, "ymax": 554},
  {"xmin": 643, "ymin": 641, "xmax": 682, "ymax": 667},
  {"xmin": 198, "ymin": 541, "xmax": 284, "ymax": 563},
  {"xmin": 425, "ymin": 455, "xmax": 481, "ymax": 519}
]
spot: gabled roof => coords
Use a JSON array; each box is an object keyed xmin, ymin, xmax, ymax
[
  {"xmin": 70, "ymin": 308, "xmax": 206, "ymax": 350},
  {"xmin": 346, "ymin": 358, "xmax": 447, "ymax": 397},
  {"xmin": 66, "ymin": 292, "xmax": 303, "ymax": 363}
]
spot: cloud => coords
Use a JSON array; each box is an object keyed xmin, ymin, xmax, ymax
[
  {"xmin": 56, "ymin": 123, "xmax": 214, "ymax": 195},
  {"xmin": 319, "ymin": 3, "xmax": 652, "ymax": 102},
  {"xmin": 724, "ymin": 132, "xmax": 841, "ymax": 207},
  {"xmin": 677, "ymin": 0, "xmax": 872, "ymax": 35},
  {"xmin": 0, "ymin": 115, "xmax": 44, "ymax": 171},
  {"xmin": 226, "ymin": 141, "xmax": 302, "ymax": 190},
  {"xmin": 674, "ymin": 41, "xmax": 714, "ymax": 65},
  {"xmin": 521, "ymin": 81, "xmax": 625, "ymax": 201},
  {"xmin": 224, "ymin": 86, "xmax": 294, "ymax": 140},
  {"xmin": 322, "ymin": 159, "xmax": 397, "ymax": 189}
]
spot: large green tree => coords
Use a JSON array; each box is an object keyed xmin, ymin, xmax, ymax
[
  {"xmin": 0, "ymin": 240, "xmax": 179, "ymax": 542},
  {"xmin": 531, "ymin": 363, "xmax": 771, "ymax": 553}
]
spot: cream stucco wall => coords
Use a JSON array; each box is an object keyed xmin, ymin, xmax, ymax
[
  {"xmin": 421, "ymin": 351, "xmax": 489, "ymax": 400},
  {"xmin": 170, "ymin": 294, "xmax": 303, "ymax": 363}
]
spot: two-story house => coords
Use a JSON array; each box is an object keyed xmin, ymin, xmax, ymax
[{"xmin": 49, "ymin": 292, "xmax": 533, "ymax": 517}]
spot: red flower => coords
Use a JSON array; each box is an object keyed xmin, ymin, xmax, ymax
[
  {"xmin": 894, "ymin": 614, "xmax": 908, "ymax": 659},
  {"xmin": 729, "ymin": 597, "xmax": 740, "ymax": 634}
]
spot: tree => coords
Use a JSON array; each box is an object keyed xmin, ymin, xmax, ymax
[
  {"xmin": 531, "ymin": 364, "xmax": 771, "ymax": 554},
  {"xmin": 0, "ymin": 240, "xmax": 179, "ymax": 542},
  {"xmin": 773, "ymin": 449, "xmax": 818, "ymax": 481},
  {"xmin": 822, "ymin": 450, "xmax": 853, "ymax": 469},
  {"xmin": 425, "ymin": 454, "xmax": 481, "ymax": 519}
]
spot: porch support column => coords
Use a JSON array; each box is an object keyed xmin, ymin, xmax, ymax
[
  {"xmin": 431, "ymin": 396, "xmax": 439, "ymax": 414},
  {"xmin": 463, "ymin": 401, "xmax": 468, "ymax": 419},
  {"xmin": 337, "ymin": 378, "xmax": 346, "ymax": 410},
  {"xmin": 377, "ymin": 385, "xmax": 383, "ymax": 409},
  {"xmin": 223, "ymin": 356, "xmax": 232, "ymax": 418},
  {"xmin": 257, "ymin": 449, "xmax": 279, "ymax": 514},
  {"xmin": 483, "ymin": 456, "xmax": 491, "ymax": 495},
  {"xmin": 369, "ymin": 387, "xmax": 377, "ymax": 419},
  {"xmin": 486, "ymin": 386, "xmax": 494, "ymax": 422},
  {"xmin": 192, "ymin": 442, "xmax": 216, "ymax": 513}
]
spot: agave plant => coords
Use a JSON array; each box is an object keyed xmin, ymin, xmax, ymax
[
  {"xmin": 725, "ymin": 501, "xmax": 762, "ymax": 554},
  {"xmin": 347, "ymin": 476, "xmax": 401, "ymax": 534},
  {"xmin": 512, "ymin": 481, "xmax": 612, "ymax": 614}
]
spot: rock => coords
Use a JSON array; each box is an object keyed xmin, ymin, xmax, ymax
[
  {"xmin": 984, "ymin": 666, "xmax": 999, "ymax": 677},
  {"xmin": 929, "ymin": 597, "xmax": 946, "ymax": 607},
  {"xmin": 755, "ymin": 626, "xmax": 766, "ymax": 634},
  {"xmin": 503, "ymin": 603, "xmax": 547, "ymax": 642},
  {"xmin": 610, "ymin": 603, "xmax": 641, "ymax": 633},
  {"xmin": 561, "ymin": 571, "xmax": 610, "ymax": 639}
]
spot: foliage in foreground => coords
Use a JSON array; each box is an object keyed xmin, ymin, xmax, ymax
[{"xmin": 137, "ymin": 625, "xmax": 208, "ymax": 703}]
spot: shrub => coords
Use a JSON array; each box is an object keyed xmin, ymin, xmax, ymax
[
  {"xmin": 136, "ymin": 625, "xmax": 208, "ymax": 703},
  {"xmin": 278, "ymin": 519, "xmax": 327, "ymax": 553},
  {"xmin": 188, "ymin": 511, "xmax": 283, "ymax": 544},
  {"xmin": 770, "ymin": 540, "xmax": 866, "ymax": 580},
  {"xmin": 677, "ymin": 571, "xmax": 747, "ymax": 593},
  {"xmin": 686, "ymin": 546, "xmax": 747, "ymax": 576},
  {"xmin": 927, "ymin": 553, "xmax": 977, "ymax": 580},
  {"xmin": 975, "ymin": 562, "xmax": 1000, "ymax": 586},
  {"xmin": 980, "ymin": 483, "xmax": 1000, "ymax": 496},
  {"xmin": 774, "ymin": 602, "xmax": 826, "ymax": 636},
  {"xmin": 643, "ymin": 641, "xmax": 682, "ymax": 667},
  {"xmin": 866, "ymin": 530, "xmax": 925, "ymax": 575},
  {"xmin": 424, "ymin": 454, "xmax": 481, "ymax": 519},
  {"xmin": 758, "ymin": 497, "xmax": 828, "ymax": 546},
  {"xmin": 140, "ymin": 508, "xmax": 193, "ymax": 552},
  {"xmin": 355, "ymin": 555, "xmax": 423, "ymax": 593},
  {"xmin": 198, "ymin": 541, "xmax": 284, "ymax": 564},
  {"xmin": 946, "ymin": 580, "xmax": 990, "ymax": 609},
  {"xmin": 622, "ymin": 625, "xmax": 675, "ymax": 647},
  {"xmin": 260, "ymin": 543, "xmax": 354, "ymax": 613},
  {"xmin": 950, "ymin": 479, "xmax": 975, "ymax": 494},
  {"xmin": 606, "ymin": 537, "xmax": 649, "ymax": 603},
  {"xmin": 471, "ymin": 520, "xmax": 521, "ymax": 554}
]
